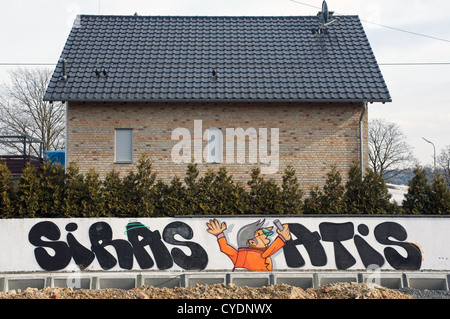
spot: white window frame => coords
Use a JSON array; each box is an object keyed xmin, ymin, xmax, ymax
[{"xmin": 115, "ymin": 129, "xmax": 133, "ymax": 163}]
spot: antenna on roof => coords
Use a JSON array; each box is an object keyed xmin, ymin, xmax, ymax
[
  {"xmin": 319, "ymin": 0, "xmax": 329, "ymax": 24},
  {"xmin": 315, "ymin": 0, "xmax": 340, "ymax": 35}
]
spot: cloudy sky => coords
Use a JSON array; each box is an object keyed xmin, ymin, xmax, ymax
[{"xmin": 0, "ymin": 0, "xmax": 449, "ymax": 166}]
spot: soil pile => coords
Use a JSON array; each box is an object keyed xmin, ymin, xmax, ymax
[{"xmin": 0, "ymin": 282, "xmax": 412, "ymax": 299}]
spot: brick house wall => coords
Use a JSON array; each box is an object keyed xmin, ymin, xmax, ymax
[{"xmin": 67, "ymin": 100, "xmax": 368, "ymax": 192}]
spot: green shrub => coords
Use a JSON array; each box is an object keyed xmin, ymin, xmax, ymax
[
  {"xmin": 102, "ymin": 169, "xmax": 127, "ymax": 217},
  {"xmin": 321, "ymin": 166, "xmax": 345, "ymax": 214},
  {"xmin": 134, "ymin": 154, "xmax": 157, "ymax": 217},
  {"xmin": 359, "ymin": 168, "xmax": 394, "ymax": 214},
  {"xmin": 247, "ymin": 167, "xmax": 282, "ymax": 215},
  {"xmin": 428, "ymin": 173, "xmax": 450, "ymax": 215},
  {"xmin": 115, "ymin": 155, "xmax": 158, "ymax": 217},
  {"xmin": 39, "ymin": 160, "xmax": 66, "ymax": 218},
  {"xmin": 344, "ymin": 162, "xmax": 395, "ymax": 214},
  {"xmin": 183, "ymin": 163, "xmax": 201, "ymax": 215},
  {"xmin": 403, "ymin": 165, "xmax": 431, "ymax": 214},
  {"xmin": 199, "ymin": 167, "xmax": 249, "ymax": 215},
  {"xmin": 16, "ymin": 163, "xmax": 41, "ymax": 218},
  {"xmin": 0, "ymin": 154, "xmax": 448, "ymax": 218},
  {"xmin": 176, "ymin": 165, "xmax": 249, "ymax": 216},
  {"xmin": 403, "ymin": 166, "xmax": 450, "ymax": 215},
  {"xmin": 153, "ymin": 177, "xmax": 187, "ymax": 217},
  {"xmin": 304, "ymin": 166, "xmax": 345, "ymax": 214},
  {"xmin": 82, "ymin": 169, "xmax": 105, "ymax": 217},
  {"xmin": 63, "ymin": 163, "xmax": 86, "ymax": 217},
  {"xmin": 0, "ymin": 161, "xmax": 14, "ymax": 218},
  {"xmin": 343, "ymin": 162, "xmax": 364, "ymax": 215},
  {"xmin": 281, "ymin": 165, "xmax": 303, "ymax": 215},
  {"xmin": 303, "ymin": 186, "xmax": 322, "ymax": 214}
]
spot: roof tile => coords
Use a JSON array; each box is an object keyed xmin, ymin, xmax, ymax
[{"xmin": 45, "ymin": 15, "xmax": 391, "ymax": 102}]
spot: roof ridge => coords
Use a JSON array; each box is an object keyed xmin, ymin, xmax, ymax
[{"xmin": 77, "ymin": 14, "xmax": 360, "ymax": 19}]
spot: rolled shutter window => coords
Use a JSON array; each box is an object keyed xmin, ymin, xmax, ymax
[{"xmin": 115, "ymin": 129, "xmax": 133, "ymax": 162}]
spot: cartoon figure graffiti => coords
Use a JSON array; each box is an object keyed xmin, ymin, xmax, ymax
[{"xmin": 206, "ymin": 219, "xmax": 291, "ymax": 271}]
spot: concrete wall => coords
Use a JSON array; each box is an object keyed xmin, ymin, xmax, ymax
[{"xmin": 1, "ymin": 216, "xmax": 448, "ymax": 274}]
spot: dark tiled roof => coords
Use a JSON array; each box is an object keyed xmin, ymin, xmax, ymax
[{"xmin": 44, "ymin": 15, "xmax": 391, "ymax": 103}]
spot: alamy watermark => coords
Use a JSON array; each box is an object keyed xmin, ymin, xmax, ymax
[
  {"xmin": 364, "ymin": 264, "xmax": 382, "ymax": 287},
  {"xmin": 171, "ymin": 120, "xmax": 280, "ymax": 174}
]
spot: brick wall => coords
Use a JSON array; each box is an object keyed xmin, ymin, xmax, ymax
[{"xmin": 67, "ymin": 101, "xmax": 368, "ymax": 192}]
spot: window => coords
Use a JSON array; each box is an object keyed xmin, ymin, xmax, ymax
[
  {"xmin": 205, "ymin": 128, "xmax": 223, "ymax": 163},
  {"xmin": 115, "ymin": 129, "xmax": 133, "ymax": 163}
]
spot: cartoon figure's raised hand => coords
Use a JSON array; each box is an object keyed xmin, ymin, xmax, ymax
[
  {"xmin": 206, "ymin": 219, "xmax": 227, "ymax": 237},
  {"xmin": 277, "ymin": 224, "xmax": 291, "ymax": 241}
]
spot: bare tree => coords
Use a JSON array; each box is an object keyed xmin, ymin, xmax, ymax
[
  {"xmin": 437, "ymin": 145, "xmax": 450, "ymax": 187},
  {"xmin": 368, "ymin": 118, "xmax": 417, "ymax": 182},
  {"xmin": 0, "ymin": 67, "xmax": 65, "ymax": 155}
]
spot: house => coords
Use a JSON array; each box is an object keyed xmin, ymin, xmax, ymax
[{"xmin": 44, "ymin": 7, "xmax": 391, "ymax": 191}]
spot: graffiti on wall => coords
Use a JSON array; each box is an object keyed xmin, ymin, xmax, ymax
[
  {"xmin": 27, "ymin": 218, "xmax": 424, "ymax": 272},
  {"xmin": 205, "ymin": 218, "xmax": 422, "ymax": 271},
  {"xmin": 29, "ymin": 220, "xmax": 209, "ymax": 271},
  {"xmin": 206, "ymin": 219, "xmax": 291, "ymax": 271}
]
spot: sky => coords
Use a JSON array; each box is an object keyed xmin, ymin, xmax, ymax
[{"xmin": 0, "ymin": 0, "xmax": 449, "ymax": 166}]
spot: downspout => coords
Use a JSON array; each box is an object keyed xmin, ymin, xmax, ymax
[
  {"xmin": 65, "ymin": 101, "xmax": 68, "ymax": 173},
  {"xmin": 359, "ymin": 101, "xmax": 367, "ymax": 182}
]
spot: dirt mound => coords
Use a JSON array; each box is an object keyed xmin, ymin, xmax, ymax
[{"xmin": 0, "ymin": 282, "xmax": 412, "ymax": 299}]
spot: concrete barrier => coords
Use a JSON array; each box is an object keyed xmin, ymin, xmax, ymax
[
  {"xmin": 273, "ymin": 273, "xmax": 315, "ymax": 289},
  {"xmin": 185, "ymin": 273, "xmax": 227, "ymax": 287},
  {"xmin": 0, "ymin": 271, "xmax": 448, "ymax": 292},
  {"xmin": 405, "ymin": 273, "xmax": 449, "ymax": 291},
  {"xmin": 317, "ymin": 272, "xmax": 359, "ymax": 286},
  {"xmin": 139, "ymin": 274, "xmax": 182, "ymax": 288},
  {"xmin": 229, "ymin": 272, "xmax": 272, "ymax": 287},
  {"xmin": 360, "ymin": 272, "xmax": 404, "ymax": 289},
  {"xmin": 53, "ymin": 276, "xmax": 92, "ymax": 290},
  {"xmin": 97, "ymin": 276, "xmax": 137, "ymax": 290},
  {"xmin": 5, "ymin": 275, "xmax": 47, "ymax": 291}
]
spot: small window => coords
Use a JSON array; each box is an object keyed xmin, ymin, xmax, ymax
[
  {"xmin": 205, "ymin": 128, "xmax": 223, "ymax": 163},
  {"xmin": 115, "ymin": 129, "xmax": 133, "ymax": 163}
]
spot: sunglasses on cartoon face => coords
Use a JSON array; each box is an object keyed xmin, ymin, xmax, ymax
[{"xmin": 250, "ymin": 227, "xmax": 274, "ymax": 248}]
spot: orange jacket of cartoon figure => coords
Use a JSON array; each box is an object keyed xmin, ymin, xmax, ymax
[{"xmin": 217, "ymin": 234, "xmax": 286, "ymax": 271}]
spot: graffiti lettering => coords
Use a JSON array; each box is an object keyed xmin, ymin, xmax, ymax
[
  {"xmin": 354, "ymin": 224, "xmax": 385, "ymax": 269},
  {"xmin": 163, "ymin": 221, "xmax": 209, "ymax": 270},
  {"xmin": 283, "ymin": 223, "xmax": 327, "ymax": 268},
  {"xmin": 66, "ymin": 222, "xmax": 95, "ymax": 269},
  {"xmin": 319, "ymin": 222, "xmax": 357, "ymax": 269},
  {"xmin": 28, "ymin": 220, "xmax": 208, "ymax": 271},
  {"xmin": 28, "ymin": 219, "xmax": 422, "ymax": 271},
  {"xmin": 283, "ymin": 222, "xmax": 421, "ymax": 271},
  {"xmin": 28, "ymin": 221, "xmax": 72, "ymax": 271},
  {"xmin": 89, "ymin": 222, "xmax": 134, "ymax": 270},
  {"xmin": 126, "ymin": 220, "xmax": 173, "ymax": 270},
  {"xmin": 374, "ymin": 222, "xmax": 422, "ymax": 270}
]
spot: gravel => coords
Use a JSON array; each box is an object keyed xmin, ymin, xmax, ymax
[{"xmin": 397, "ymin": 287, "xmax": 450, "ymax": 299}]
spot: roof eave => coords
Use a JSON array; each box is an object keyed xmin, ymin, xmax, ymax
[{"xmin": 44, "ymin": 97, "xmax": 392, "ymax": 104}]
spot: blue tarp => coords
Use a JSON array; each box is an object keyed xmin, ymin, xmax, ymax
[{"xmin": 43, "ymin": 150, "xmax": 65, "ymax": 166}]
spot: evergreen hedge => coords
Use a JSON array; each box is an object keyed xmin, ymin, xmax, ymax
[{"xmin": 0, "ymin": 156, "xmax": 448, "ymax": 218}]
